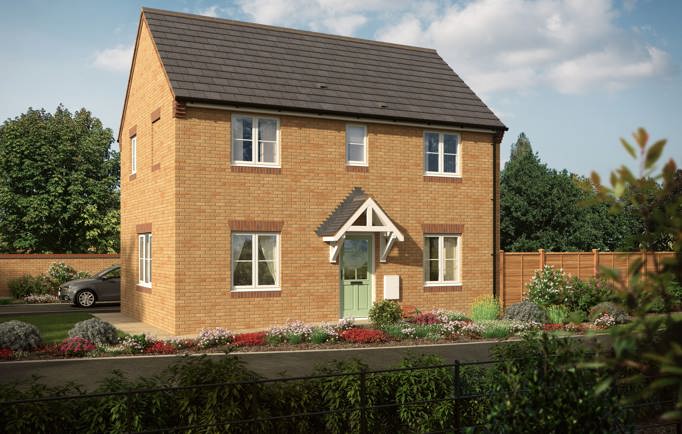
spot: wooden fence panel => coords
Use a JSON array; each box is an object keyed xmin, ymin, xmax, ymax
[{"xmin": 499, "ymin": 250, "xmax": 674, "ymax": 308}]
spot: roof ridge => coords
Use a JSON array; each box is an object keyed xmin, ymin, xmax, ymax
[{"xmin": 142, "ymin": 7, "xmax": 437, "ymax": 54}]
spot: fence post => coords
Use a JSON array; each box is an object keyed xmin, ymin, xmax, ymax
[
  {"xmin": 453, "ymin": 360, "xmax": 461, "ymax": 432},
  {"xmin": 499, "ymin": 250, "xmax": 505, "ymax": 309},
  {"xmin": 359, "ymin": 369, "xmax": 368, "ymax": 434},
  {"xmin": 538, "ymin": 249, "xmax": 545, "ymax": 268},
  {"xmin": 592, "ymin": 249, "xmax": 599, "ymax": 277}
]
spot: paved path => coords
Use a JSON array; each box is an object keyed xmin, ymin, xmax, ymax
[{"xmin": 0, "ymin": 302, "xmax": 120, "ymax": 316}]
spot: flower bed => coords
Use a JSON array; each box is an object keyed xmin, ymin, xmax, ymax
[{"xmin": 0, "ymin": 306, "xmax": 622, "ymax": 361}]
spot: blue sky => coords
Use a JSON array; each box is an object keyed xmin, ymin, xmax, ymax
[{"xmin": 1, "ymin": 0, "xmax": 680, "ymax": 178}]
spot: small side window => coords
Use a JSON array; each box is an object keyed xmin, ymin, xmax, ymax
[
  {"xmin": 131, "ymin": 136, "xmax": 137, "ymax": 175},
  {"xmin": 346, "ymin": 125, "xmax": 367, "ymax": 166}
]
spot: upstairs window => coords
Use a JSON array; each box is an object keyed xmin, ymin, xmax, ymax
[
  {"xmin": 424, "ymin": 132, "xmax": 460, "ymax": 176},
  {"xmin": 131, "ymin": 136, "xmax": 137, "ymax": 175},
  {"xmin": 232, "ymin": 115, "xmax": 279, "ymax": 166},
  {"xmin": 346, "ymin": 124, "xmax": 367, "ymax": 166}
]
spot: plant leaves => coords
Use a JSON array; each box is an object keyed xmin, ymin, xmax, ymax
[
  {"xmin": 645, "ymin": 139, "xmax": 666, "ymax": 169},
  {"xmin": 620, "ymin": 138, "xmax": 637, "ymax": 159}
]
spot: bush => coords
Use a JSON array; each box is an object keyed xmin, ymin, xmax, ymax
[
  {"xmin": 545, "ymin": 305, "xmax": 569, "ymax": 324},
  {"xmin": 471, "ymin": 296, "xmax": 500, "ymax": 321},
  {"xmin": 368, "ymin": 300, "xmax": 402, "ymax": 326},
  {"xmin": 340, "ymin": 328, "xmax": 387, "ymax": 344},
  {"xmin": 144, "ymin": 341, "xmax": 176, "ymax": 354},
  {"xmin": 566, "ymin": 310, "xmax": 587, "ymax": 323},
  {"xmin": 68, "ymin": 318, "xmax": 119, "ymax": 345},
  {"xmin": 47, "ymin": 262, "xmax": 78, "ymax": 286},
  {"xmin": 588, "ymin": 302, "xmax": 628, "ymax": 324},
  {"xmin": 503, "ymin": 300, "xmax": 547, "ymax": 323},
  {"xmin": 0, "ymin": 348, "xmax": 13, "ymax": 360},
  {"xmin": 119, "ymin": 334, "xmax": 149, "ymax": 353},
  {"xmin": 23, "ymin": 294, "xmax": 60, "ymax": 304},
  {"xmin": 563, "ymin": 277, "xmax": 613, "ymax": 313},
  {"xmin": 444, "ymin": 311, "xmax": 470, "ymax": 321},
  {"xmin": 593, "ymin": 314, "xmax": 616, "ymax": 329},
  {"xmin": 197, "ymin": 327, "xmax": 233, "ymax": 348},
  {"xmin": 8, "ymin": 274, "xmax": 53, "ymax": 298},
  {"xmin": 233, "ymin": 332, "xmax": 267, "ymax": 347},
  {"xmin": 59, "ymin": 337, "xmax": 96, "ymax": 357},
  {"xmin": 479, "ymin": 321, "xmax": 512, "ymax": 339},
  {"xmin": 310, "ymin": 328, "xmax": 331, "ymax": 344},
  {"xmin": 527, "ymin": 265, "xmax": 571, "ymax": 306},
  {"xmin": 409, "ymin": 312, "xmax": 443, "ymax": 325},
  {"xmin": 0, "ymin": 320, "xmax": 42, "ymax": 351}
]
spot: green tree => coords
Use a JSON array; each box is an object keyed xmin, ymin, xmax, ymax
[
  {"xmin": 500, "ymin": 133, "xmax": 633, "ymax": 252},
  {"xmin": 0, "ymin": 106, "xmax": 119, "ymax": 253}
]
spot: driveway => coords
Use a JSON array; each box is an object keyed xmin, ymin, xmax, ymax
[{"xmin": 0, "ymin": 302, "xmax": 120, "ymax": 316}]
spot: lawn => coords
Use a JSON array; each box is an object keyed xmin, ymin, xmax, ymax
[{"xmin": 0, "ymin": 313, "xmax": 93, "ymax": 343}]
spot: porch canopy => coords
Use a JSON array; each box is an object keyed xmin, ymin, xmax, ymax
[{"xmin": 316, "ymin": 187, "xmax": 404, "ymax": 263}]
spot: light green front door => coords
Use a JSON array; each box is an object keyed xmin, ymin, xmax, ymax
[{"xmin": 341, "ymin": 236, "xmax": 372, "ymax": 318}]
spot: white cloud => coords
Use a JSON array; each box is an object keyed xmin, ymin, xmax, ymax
[
  {"xmin": 197, "ymin": 5, "xmax": 221, "ymax": 17},
  {"xmin": 373, "ymin": 0, "xmax": 673, "ymax": 95},
  {"xmin": 92, "ymin": 45, "xmax": 133, "ymax": 73}
]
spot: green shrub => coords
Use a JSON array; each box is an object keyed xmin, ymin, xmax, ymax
[
  {"xmin": 68, "ymin": 318, "xmax": 119, "ymax": 345},
  {"xmin": 588, "ymin": 302, "xmax": 628, "ymax": 324},
  {"xmin": 545, "ymin": 305, "xmax": 569, "ymax": 324},
  {"xmin": 479, "ymin": 321, "xmax": 512, "ymax": 339},
  {"xmin": 47, "ymin": 262, "xmax": 78, "ymax": 287},
  {"xmin": 445, "ymin": 311, "xmax": 470, "ymax": 321},
  {"xmin": 471, "ymin": 296, "xmax": 500, "ymax": 321},
  {"xmin": 527, "ymin": 265, "xmax": 571, "ymax": 306},
  {"xmin": 310, "ymin": 329, "xmax": 330, "ymax": 344},
  {"xmin": 566, "ymin": 310, "xmax": 587, "ymax": 323},
  {"xmin": 0, "ymin": 320, "xmax": 42, "ymax": 351},
  {"xmin": 563, "ymin": 277, "xmax": 613, "ymax": 313},
  {"xmin": 368, "ymin": 300, "xmax": 402, "ymax": 326},
  {"xmin": 8, "ymin": 274, "xmax": 53, "ymax": 298},
  {"xmin": 503, "ymin": 300, "xmax": 547, "ymax": 323},
  {"xmin": 286, "ymin": 333, "xmax": 303, "ymax": 345}
]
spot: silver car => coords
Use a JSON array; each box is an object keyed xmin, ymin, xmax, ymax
[{"xmin": 58, "ymin": 265, "xmax": 120, "ymax": 307}]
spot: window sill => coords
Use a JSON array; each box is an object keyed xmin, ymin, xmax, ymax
[
  {"xmin": 231, "ymin": 165, "xmax": 281, "ymax": 175},
  {"xmin": 136, "ymin": 284, "xmax": 152, "ymax": 293},
  {"xmin": 423, "ymin": 284, "xmax": 462, "ymax": 292},
  {"xmin": 346, "ymin": 165, "xmax": 368, "ymax": 173},
  {"xmin": 231, "ymin": 289, "xmax": 281, "ymax": 298},
  {"xmin": 424, "ymin": 174, "xmax": 462, "ymax": 184}
]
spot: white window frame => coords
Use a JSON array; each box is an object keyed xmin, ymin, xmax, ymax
[
  {"xmin": 346, "ymin": 124, "xmax": 368, "ymax": 166},
  {"xmin": 231, "ymin": 233, "xmax": 281, "ymax": 292},
  {"xmin": 423, "ymin": 234, "xmax": 462, "ymax": 286},
  {"xmin": 138, "ymin": 233, "xmax": 152, "ymax": 287},
  {"xmin": 423, "ymin": 131, "xmax": 461, "ymax": 177},
  {"xmin": 131, "ymin": 136, "xmax": 137, "ymax": 175},
  {"xmin": 231, "ymin": 114, "xmax": 280, "ymax": 168}
]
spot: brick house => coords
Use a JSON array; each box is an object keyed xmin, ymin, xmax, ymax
[{"xmin": 118, "ymin": 8, "xmax": 507, "ymax": 335}]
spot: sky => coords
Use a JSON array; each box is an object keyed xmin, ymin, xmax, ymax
[{"xmin": 1, "ymin": 0, "xmax": 681, "ymax": 179}]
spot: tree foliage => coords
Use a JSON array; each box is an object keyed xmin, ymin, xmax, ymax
[
  {"xmin": 500, "ymin": 132, "xmax": 635, "ymax": 251},
  {"xmin": 0, "ymin": 106, "xmax": 119, "ymax": 253}
]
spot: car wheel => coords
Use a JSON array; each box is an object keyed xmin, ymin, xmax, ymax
[{"xmin": 75, "ymin": 290, "xmax": 96, "ymax": 308}]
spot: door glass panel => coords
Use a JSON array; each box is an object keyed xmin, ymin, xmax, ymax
[{"xmin": 343, "ymin": 238, "xmax": 369, "ymax": 281}]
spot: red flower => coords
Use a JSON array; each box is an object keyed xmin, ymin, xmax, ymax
[
  {"xmin": 143, "ymin": 341, "xmax": 176, "ymax": 354},
  {"xmin": 0, "ymin": 348, "xmax": 13, "ymax": 360},
  {"xmin": 59, "ymin": 337, "xmax": 96, "ymax": 357},
  {"xmin": 543, "ymin": 323, "xmax": 564, "ymax": 332},
  {"xmin": 409, "ymin": 312, "xmax": 442, "ymax": 325},
  {"xmin": 233, "ymin": 332, "xmax": 267, "ymax": 347},
  {"xmin": 340, "ymin": 328, "xmax": 387, "ymax": 344}
]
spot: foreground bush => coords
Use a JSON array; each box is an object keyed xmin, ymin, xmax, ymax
[
  {"xmin": 68, "ymin": 318, "xmax": 118, "ymax": 345},
  {"xmin": 368, "ymin": 300, "xmax": 402, "ymax": 327},
  {"xmin": 0, "ymin": 320, "xmax": 42, "ymax": 351},
  {"xmin": 503, "ymin": 300, "xmax": 547, "ymax": 323}
]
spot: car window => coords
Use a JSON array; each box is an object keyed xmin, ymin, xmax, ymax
[{"xmin": 104, "ymin": 268, "xmax": 120, "ymax": 279}]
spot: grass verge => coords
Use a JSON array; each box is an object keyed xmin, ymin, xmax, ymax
[{"xmin": 0, "ymin": 313, "xmax": 93, "ymax": 343}]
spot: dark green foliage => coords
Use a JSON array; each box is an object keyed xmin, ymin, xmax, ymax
[
  {"xmin": 0, "ymin": 106, "xmax": 120, "ymax": 253},
  {"xmin": 566, "ymin": 310, "xmax": 587, "ymax": 323},
  {"xmin": 501, "ymin": 133, "xmax": 634, "ymax": 252},
  {"xmin": 563, "ymin": 276, "xmax": 614, "ymax": 313},
  {"xmin": 310, "ymin": 329, "xmax": 330, "ymax": 344},
  {"xmin": 588, "ymin": 302, "xmax": 629, "ymax": 323},
  {"xmin": 368, "ymin": 300, "xmax": 402, "ymax": 327},
  {"xmin": 486, "ymin": 334, "xmax": 627, "ymax": 433},
  {"xmin": 8, "ymin": 274, "xmax": 53, "ymax": 298},
  {"xmin": 503, "ymin": 300, "xmax": 547, "ymax": 323}
]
